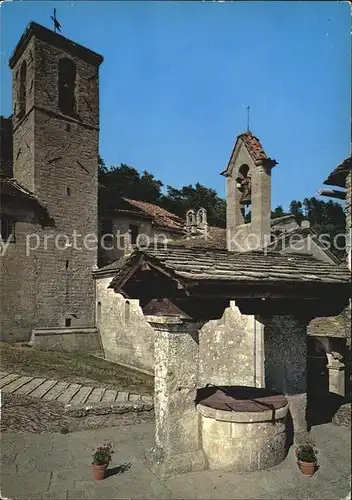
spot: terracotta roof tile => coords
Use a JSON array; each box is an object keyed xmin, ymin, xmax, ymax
[
  {"xmin": 123, "ymin": 198, "xmax": 184, "ymax": 232},
  {"xmin": 238, "ymin": 132, "xmax": 268, "ymax": 163}
]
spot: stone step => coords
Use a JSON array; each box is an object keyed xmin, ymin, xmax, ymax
[
  {"xmin": 101, "ymin": 389, "xmax": 118, "ymax": 403},
  {"xmin": 57, "ymin": 383, "xmax": 81, "ymax": 404},
  {"xmin": 1, "ymin": 375, "xmax": 33, "ymax": 393},
  {"xmin": 15, "ymin": 378, "xmax": 46, "ymax": 396},
  {"xmin": 69, "ymin": 386, "xmax": 94, "ymax": 405},
  {"xmin": 86, "ymin": 387, "xmax": 105, "ymax": 404},
  {"xmin": 129, "ymin": 394, "xmax": 142, "ymax": 402},
  {"xmin": 42, "ymin": 381, "xmax": 70, "ymax": 401},
  {"xmin": 116, "ymin": 391, "xmax": 129, "ymax": 402},
  {"xmin": 0, "ymin": 371, "xmax": 153, "ymax": 415},
  {"xmin": 0, "ymin": 373, "xmax": 20, "ymax": 389},
  {"xmin": 29, "ymin": 379, "xmax": 58, "ymax": 398}
]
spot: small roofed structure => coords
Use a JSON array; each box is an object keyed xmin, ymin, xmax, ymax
[{"xmin": 107, "ymin": 245, "xmax": 351, "ymax": 477}]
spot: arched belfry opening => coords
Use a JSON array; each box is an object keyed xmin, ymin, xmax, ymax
[
  {"xmin": 58, "ymin": 58, "xmax": 76, "ymax": 115},
  {"xmin": 236, "ymin": 164, "xmax": 251, "ymax": 221},
  {"xmin": 186, "ymin": 209, "xmax": 196, "ymax": 226},
  {"xmin": 196, "ymin": 207, "xmax": 207, "ymax": 226},
  {"xmin": 18, "ymin": 60, "xmax": 27, "ymax": 117}
]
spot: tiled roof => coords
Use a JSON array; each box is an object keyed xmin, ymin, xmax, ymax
[
  {"xmin": 221, "ymin": 130, "xmax": 278, "ymax": 176},
  {"xmin": 238, "ymin": 132, "xmax": 268, "ymax": 163},
  {"xmin": 0, "ymin": 178, "xmax": 53, "ymax": 224},
  {"xmin": 94, "ymin": 252, "xmax": 134, "ymax": 276},
  {"xmin": 110, "ymin": 247, "xmax": 351, "ymax": 288},
  {"xmin": 1, "ymin": 177, "xmax": 38, "ymax": 201},
  {"xmin": 123, "ymin": 198, "xmax": 184, "ymax": 232},
  {"xmin": 170, "ymin": 226, "xmax": 227, "ymax": 250},
  {"xmin": 324, "ymin": 157, "xmax": 352, "ymax": 188},
  {"xmin": 171, "ymin": 215, "xmax": 300, "ymax": 250}
]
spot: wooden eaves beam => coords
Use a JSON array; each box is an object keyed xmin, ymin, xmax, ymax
[{"xmin": 317, "ymin": 189, "xmax": 346, "ymax": 200}]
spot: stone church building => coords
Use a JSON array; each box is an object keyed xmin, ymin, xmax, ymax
[{"xmin": 1, "ymin": 22, "xmax": 351, "ymax": 427}]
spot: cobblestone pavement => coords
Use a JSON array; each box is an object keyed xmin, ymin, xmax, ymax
[
  {"xmin": 1, "ymin": 421, "xmax": 350, "ymax": 499},
  {"xmin": 0, "ymin": 371, "xmax": 151, "ymax": 406}
]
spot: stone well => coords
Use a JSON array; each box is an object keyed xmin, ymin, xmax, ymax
[{"xmin": 196, "ymin": 386, "xmax": 289, "ymax": 472}]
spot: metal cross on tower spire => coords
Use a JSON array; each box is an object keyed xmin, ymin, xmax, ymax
[
  {"xmin": 246, "ymin": 105, "xmax": 251, "ymax": 132},
  {"xmin": 51, "ymin": 8, "xmax": 62, "ymax": 33}
]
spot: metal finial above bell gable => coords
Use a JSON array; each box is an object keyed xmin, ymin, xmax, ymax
[{"xmin": 246, "ymin": 105, "xmax": 251, "ymax": 133}]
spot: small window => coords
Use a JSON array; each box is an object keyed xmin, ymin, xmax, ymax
[
  {"xmin": 65, "ymin": 318, "xmax": 72, "ymax": 327},
  {"xmin": 97, "ymin": 301, "xmax": 102, "ymax": 321},
  {"xmin": 129, "ymin": 224, "xmax": 138, "ymax": 245},
  {"xmin": 67, "ymin": 187, "xmax": 71, "ymax": 196},
  {"xmin": 18, "ymin": 60, "xmax": 27, "ymax": 117},
  {"xmin": 125, "ymin": 300, "xmax": 130, "ymax": 323},
  {"xmin": 58, "ymin": 58, "xmax": 76, "ymax": 116},
  {"xmin": 65, "ymin": 260, "xmax": 69, "ymax": 269},
  {"xmin": 239, "ymin": 164, "xmax": 249, "ymax": 178},
  {"xmin": 0, "ymin": 216, "xmax": 15, "ymax": 243}
]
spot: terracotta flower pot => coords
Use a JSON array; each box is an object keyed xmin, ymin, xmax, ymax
[
  {"xmin": 298, "ymin": 459, "xmax": 316, "ymax": 477},
  {"xmin": 92, "ymin": 463, "xmax": 108, "ymax": 480}
]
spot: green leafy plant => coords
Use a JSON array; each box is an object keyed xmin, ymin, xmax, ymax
[
  {"xmin": 92, "ymin": 442, "xmax": 114, "ymax": 465},
  {"xmin": 296, "ymin": 445, "xmax": 318, "ymax": 463}
]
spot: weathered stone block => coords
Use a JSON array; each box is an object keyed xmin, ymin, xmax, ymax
[{"xmin": 199, "ymin": 403, "xmax": 288, "ymax": 472}]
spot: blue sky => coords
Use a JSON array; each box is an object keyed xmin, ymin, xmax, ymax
[{"xmin": 0, "ymin": 1, "xmax": 350, "ymax": 210}]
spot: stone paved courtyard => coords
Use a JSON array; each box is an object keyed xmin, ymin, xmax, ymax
[{"xmin": 1, "ymin": 420, "xmax": 350, "ymax": 500}]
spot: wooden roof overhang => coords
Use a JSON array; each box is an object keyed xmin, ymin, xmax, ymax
[
  {"xmin": 0, "ymin": 178, "xmax": 54, "ymax": 227},
  {"xmin": 323, "ymin": 157, "xmax": 352, "ymax": 188},
  {"xmin": 108, "ymin": 248, "xmax": 351, "ymax": 320}
]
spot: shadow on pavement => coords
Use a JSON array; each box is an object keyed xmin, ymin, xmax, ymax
[{"xmin": 106, "ymin": 462, "xmax": 132, "ymax": 478}]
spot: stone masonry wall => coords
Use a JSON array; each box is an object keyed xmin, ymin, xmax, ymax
[
  {"xmin": 99, "ymin": 213, "xmax": 175, "ymax": 265},
  {"xmin": 1, "ymin": 220, "xmax": 41, "ymax": 342},
  {"xmin": 95, "ymin": 276, "xmax": 154, "ymax": 372},
  {"xmin": 198, "ymin": 301, "xmax": 264, "ymax": 388},
  {"xmin": 95, "ymin": 277, "xmax": 265, "ymax": 384}
]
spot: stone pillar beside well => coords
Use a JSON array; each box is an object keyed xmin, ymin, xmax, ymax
[
  {"xmin": 263, "ymin": 315, "xmax": 308, "ymax": 444},
  {"xmin": 144, "ymin": 315, "xmax": 207, "ymax": 477},
  {"xmin": 327, "ymin": 356, "xmax": 346, "ymax": 397}
]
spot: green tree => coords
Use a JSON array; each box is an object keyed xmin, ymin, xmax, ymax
[
  {"xmin": 160, "ymin": 183, "xmax": 226, "ymax": 227},
  {"xmin": 271, "ymin": 205, "xmax": 285, "ymax": 218},
  {"xmin": 289, "ymin": 200, "xmax": 304, "ymax": 223},
  {"xmin": 98, "ymin": 162, "xmax": 163, "ymax": 203}
]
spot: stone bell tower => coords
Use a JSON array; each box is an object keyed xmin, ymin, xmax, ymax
[
  {"xmin": 8, "ymin": 22, "xmax": 103, "ymax": 331},
  {"xmin": 221, "ymin": 131, "xmax": 277, "ymax": 251}
]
